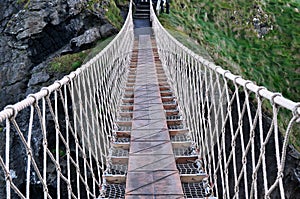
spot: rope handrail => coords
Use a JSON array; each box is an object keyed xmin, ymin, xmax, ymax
[
  {"xmin": 150, "ymin": 5, "xmax": 299, "ymax": 114},
  {"xmin": 0, "ymin": 0, "xmax": 299, "ymax": 198},
  {"xmin": 0, "ymin": 1, "xmax": 134, "ymax": 198},
  {"xmin": 0, "ymin": 1, "xmax": 134, "ymax": 124},
  {"xmin": 150, "ymin": 1, "xmax": 300, "ymax": 198}
]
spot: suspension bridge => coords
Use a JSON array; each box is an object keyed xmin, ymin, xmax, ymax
[{"xmin": 0, "ymin": 0, "xmax": 299, "ymax": 198}]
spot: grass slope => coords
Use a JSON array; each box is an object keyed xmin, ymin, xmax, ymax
[
  {"xmin": 159, "ymin": 0, "xmax": 300, "ymax": 149},
  {"xmin": 159, "ymin": 0, "xmax": 299, "ymax": 102},
  {"xmin": 49, "ymin": 36, "xmax": 115, "ymax": 73}
]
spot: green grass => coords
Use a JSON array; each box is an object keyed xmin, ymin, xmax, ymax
[
  {"xmin": 166, "ymin": 29, "xmax": 213, "ymax": 61},
  {"xmin": 83, "ymin": 35, "xmax": 116, "ymax": 63},
  {"xmin": 49, "ymin": 35, "xmax": 116, "ymax": 73},
  {"xmin": 49, "ymin": 51, "xmax": 89, "ymax": 73},
  {"xmin": 159, "ymin": 0, "xmax": 300, "ymax": 150},
  {"xmin": 104, "ymin": 0, "xmax": 124, "ymax": 30},
  {"xmin": 87, "ymin": 0, "xmax": 124, "ymax": 30},
  {"xmin": 160, "ymin": 0, "xmax": 300, "ymax": 101}
]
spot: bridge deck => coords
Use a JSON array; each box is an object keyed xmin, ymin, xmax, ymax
[{"xmin": 125, "ymin": 35, "xmax": 184, "ymax": 198}]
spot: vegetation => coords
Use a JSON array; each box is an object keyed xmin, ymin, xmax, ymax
[
  {"xmin": 51, "ymin": 149, "xmax": 66, "ymax": 157},
  {"xmin": 159, "ymin": 0, "xmax": 300, "ymax": 149},
  {"xmin": 49, "ymin": 35, "xmax": 115, "ymax": 73},
  {"xmin": 49, "ymin": 51, "xmax": 89, "ymax": 73},
  {"xmin": 83, "ymin": 35, "xmax": 116, "ymax": 63},
  {"xmin": 159, "ymin": 0, "xmax": 299, "ymax": 101},
  {"xmin": 16, "ymin": 0, "xmax": 30, "ymax": 8},
  {"xmin": 87, "ymin": 0, "xmax": 124, "ymax": 30},
  {"xmin": 104, "ymin": 0, "xmax": 124, "ymax": 30}
]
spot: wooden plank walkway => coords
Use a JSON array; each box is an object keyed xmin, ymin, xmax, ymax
[{"xmin": 125, "ymin": 35, "xmax": 184, "ymax": 198}]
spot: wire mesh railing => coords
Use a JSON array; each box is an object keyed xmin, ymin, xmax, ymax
[
  {"xmin": 0, "ymin": 1, "xmax": 134, "ymax": 198},
  {"xmin": 150, "ymin": 1, "xmax": 300, "ymax": 198}
]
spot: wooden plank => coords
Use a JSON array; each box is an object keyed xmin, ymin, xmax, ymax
[{"xmin": 125, "ymin": 35, "xmax": 184, "ymax": 198}]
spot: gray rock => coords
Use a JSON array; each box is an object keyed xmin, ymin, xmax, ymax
[
  {"xmin": 0, "ymin": 0, "xmax": 121, "ymax": 197},
  {"xmin": 100, "ymin": 23, "xmax": 117, "ymax": 38},
  {"xmin": 70, "ymin": 27, "xmax": 101, "ymax": 50},
  {"xmin": 28, "ymin": 71, "xmax": 50, "ymax": 86}
]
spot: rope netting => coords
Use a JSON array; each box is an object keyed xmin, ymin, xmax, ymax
[
  {"xmin": 0, "ymin": 1, "xmax": 133, "ymax": 198},
  {"xmin": 0, "ymin": 0, "xmax": 299, "ymax": 198},
  {"xmin": 150, "ymin": 1, "xmax": 300, "ymax": 198}
]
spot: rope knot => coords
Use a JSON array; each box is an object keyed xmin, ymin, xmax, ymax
[
  {"xmin": 243, "ymin": 80, "xmax": 253, "ymax": 91},
  {"xmin": 4, "ymin": 105, "xmax": 18, "ymax": 119},
  {"xmin": 227, "ymin": 106, "xmax": 232, "ymax": 112},
  {"xmin": 67, "ymin": 184, "xmax": 72, "ymax": 191},
  {"xmin": 231, "ymin": 140, "xmax": 236, "ymax": 147},
  {"xmin": 222, "ymin": 70, "xmax": 231, "ymax": 80},
  {"xmin": 44, "ymin": 187, "xmax": 48, "ymax": 193},
  {"xmin": 225, "ymin": 169, "xmax": 229, "ymax": 175},
  {"xmin": 255, "ymin": 86, "xmax": 266, "ymax": 98},
  {"xmin": 277, "ymin": 170, "xmax": 284, "ymax": 179},
  {"xmin": 57, "ymin": 166, "xmax": 62, "ymax": 172},
  {"xmin": 41, "ymin": 87, "xmax": 51, "ymax": 96},
  {"xmin": 54, "ymin": 80, "xmax": 62, "ymax": 89},
  {"xmin": 292, "ymin": 103, "xmax": 300, "ymax": 119},
  {"xmin": 233, "ymin": 75, "xmax": 241, "ymax": 85},
  {"xmin": 234, "ymin": 185, "xmax": 239, "ymax": 193},
  {"xmin": 260, "ymin": 147, "xmax": 265, "ymax": 154},
  {"xmin": 27, "ymin": 94, "xmax": 38, "ymax": 104},
  {"xmin": 214, "ymin": 66, "xmax": 222, "ymax": 73},
  {"xmin": 27, "ymin": 148, "xmax": 33, "ymax": 156},
  {"xmin": 270, "ymin": 92, "xmax": 282, "ymax": 106},
  {"xmin": 242, "ymin": 157, "xmax": 247, "ymax": 164}
]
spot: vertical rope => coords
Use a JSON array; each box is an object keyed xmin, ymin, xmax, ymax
[
  {"xmin": 0, "ymin": 1, "xmax": 298, "ymax": 197},
  {"xmin": 272, "ymin": 96, "xmax": 285, "ymax": 198},
  {"xmin": 71, "ymin": 79, "xmax": 81, "ymax": 199},
  {"xmin": 42, "ymin": 98, "xmax": 48, "ymax": 199},
  {"xmin": 26, "ymin": 106, "xmax": 34, "ymax": 199},
  {"xmin": 5, "ymin": 118, "xmax": 11, "ymax": 199},
  {"xmin": 55, "ymin": 90, "xmax": 61, "ymax": 199}
]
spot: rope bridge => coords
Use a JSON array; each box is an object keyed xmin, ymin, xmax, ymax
[{"xmin": 0, "ymin": 0, "xmax": 299, "ymax": 198}]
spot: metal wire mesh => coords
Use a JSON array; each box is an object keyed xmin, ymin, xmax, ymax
[
  {"xmin": 168, "ymin": 124, "xmax": 185, "ymax": 130},
  {"xmin": 166, "ymin": 115, "xmax": 182, "ymax": 120},
  {"xmin": 110, "ymin": 148, "xmax": 129, "ymax": 157},
  {"xmin": 114, "ymin": 137, "xmax": 130, "ymax": 143},
  {"xmin": 163, "ymin": 101, "xmax": 176, "ymax": 105},
  {"xmin": 117, "ymin": 126, "xmax": 132, "ymax": 131},
  {"xmin": 117, "ymin": 116, "xmax": 132, "ymax": 122},
  {"xmin": 182, "ymin": 182, "xmax": 211, "ymax": 198},
  {"xmin": 106, "ymin": 164, "xmax": 128, "ymax": 175},
  {"xmin": 173, "ymin": 147, "xmax": 197, "ymax": 156},
  {"xmin": 170, "ymin": 134, "xmax": 191, "ymax": 142},
  {"xmin": 177, "ymin": 163, "xmax": 198, "ymax": 175},
  {"xmin": 101, "ymin": 183, "xmax": 126, "ymax": 198}
]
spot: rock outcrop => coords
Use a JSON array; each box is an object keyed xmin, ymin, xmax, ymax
[
  {"xmin": 0, "ymin": 0, "xmax": 118, "ymax": 111},
  {"xmin": 0, "ymin": 0, "xmax": 121, "ymax": 197}
]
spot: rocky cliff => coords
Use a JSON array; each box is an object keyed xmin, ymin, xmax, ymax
[
  {"xmin": 0, "ymin": 0, "xmax": 119, "ymax": 111},
  {"xmin": 0, "ymin": 0, "xmax": 122, "ymax": 197}
]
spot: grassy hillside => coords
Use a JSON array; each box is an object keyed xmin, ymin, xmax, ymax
[
  {"xmin": 159, "ymin": 0, "xmax": 300, "ymax": 149},
  {"xmin": 159, "ymin": 0, "xmax": 300, "ymax": 102}
]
